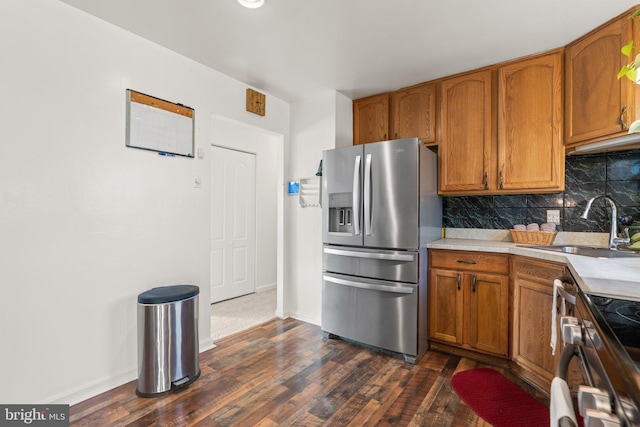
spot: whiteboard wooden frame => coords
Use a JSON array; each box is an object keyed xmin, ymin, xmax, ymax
[{"xmin": 125, "ymin": 89, "xmax": 195, "ymax": 157}]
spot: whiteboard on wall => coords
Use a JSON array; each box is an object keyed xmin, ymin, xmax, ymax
[{"xmin": 125, "ymin": 89, "xmax": 194, "ymax": 157}]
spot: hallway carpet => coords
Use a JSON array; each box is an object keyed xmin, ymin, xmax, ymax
[{"xmin": 210, "ymin": 288, "xmax": 277, "ymax": 341}]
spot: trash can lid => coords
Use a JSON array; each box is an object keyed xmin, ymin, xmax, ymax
[{"xmin": 138, "ymin": 285, "xmax": 200, "ymax": 304}]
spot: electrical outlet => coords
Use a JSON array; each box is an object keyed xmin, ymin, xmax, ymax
[{"xmin": 547, "ymin": 209, "xmax": 561, "ymax": 224}]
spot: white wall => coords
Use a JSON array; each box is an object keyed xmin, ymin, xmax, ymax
[
  {"xmin": 335, "ymin": 91, "xmax": 354, "ymax": 149},
  {"xmin": 287, "ymin": 91, "xmax": 352, "ymax": 324},
  {"xmin": 0, "ymin": 0, "xmax": 290, "ymax": 404}
]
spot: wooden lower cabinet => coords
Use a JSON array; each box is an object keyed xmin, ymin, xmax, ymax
[
  {"xmin": 428, "ymin": 250, "xmax": 509, "ymax": 358},
  {"xmin": 511, "ymin": 256, "xmax": 582, "ymax": 392},
  {"xmin": 428, "ymin": 250, "xmax": 586, "ymax": 396}
]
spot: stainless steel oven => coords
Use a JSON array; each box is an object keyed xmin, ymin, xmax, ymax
[{"xmin": 552, "ymin": 290, "xmax": 640, "ymax": 426}]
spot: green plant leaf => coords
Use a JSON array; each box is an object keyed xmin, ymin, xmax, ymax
[
  {"xmin": 618, "ymin": 65, "xmax": 633, "ymax": 79},
  {"xmin": 631, "ymin": 9, "xmax": 640, "ymax": 20},
  {"xmin": 618, "ymin": 67, "xmax": 628, "ymax": 79},
  {"xmin": 627, "ymin": 67, "xmax": 638, "ymax": 82},
  {"xmin": 621, "ymin": 40, "xmax": 634, "ymax": 57},
  {"xmin": 628, "ymin": 119, "xmax": 640, "ymax": 134}
]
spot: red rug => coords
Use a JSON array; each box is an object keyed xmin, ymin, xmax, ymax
[{"xmin": 451, "ymin": 368, "xmax": 554, "ymax": 427}]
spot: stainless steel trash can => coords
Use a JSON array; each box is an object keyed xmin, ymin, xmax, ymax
[{"xmin": 136, "ymin": 284, "xmax": 200, "ymax": 397}]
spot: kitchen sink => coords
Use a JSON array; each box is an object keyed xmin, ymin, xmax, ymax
[{"xmin": 518, "ymin": 244, "xmax": 640, "ymax": 258}]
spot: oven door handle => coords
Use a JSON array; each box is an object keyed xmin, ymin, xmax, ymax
[{"xmin": 556, "ymin": 286, "xmax": 576, "ymax": 306}]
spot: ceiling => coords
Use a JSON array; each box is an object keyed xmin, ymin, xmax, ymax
[{"xmin": 59, "ymin": 0, "xmax": 639, "ymax": 103}]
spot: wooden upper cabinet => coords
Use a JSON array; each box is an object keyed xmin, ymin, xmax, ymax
[
  {"xmin": 498, "ymin": 51, "xmax": 564, "ymax": 192},
  {"xmin": 391, "ymin": 83, "xmax": 437, "ymax": 144},
  {"xmin": 438, "ymin": 70, "xmax": 495, "ymax": 194},
  {"xmin": 353, "ymin": 93, "xmax": 390, "ymax": 145},
  {"xmin": 438, "ymin": 51, "xmax": 564, "ymax": 195},
  {"xmin": 565, "ymin": 14, "xmax": 636, "ymax": 147}
]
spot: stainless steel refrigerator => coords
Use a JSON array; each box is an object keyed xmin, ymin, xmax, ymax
[{"xmin": 321, "ymin": 137, "xmax": 442, "ymax": 363}]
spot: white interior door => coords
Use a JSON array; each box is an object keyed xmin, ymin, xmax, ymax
[{"xmin": 211, "ymin": 146, "xmax": 256, "ymax": 303}]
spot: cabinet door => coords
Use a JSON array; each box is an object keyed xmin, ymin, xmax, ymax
[
  {"xmin": 466, "ymin": 272, "xmax": 509, "ymax": 356},
  {"xmin": 353, "ymin": 94, "xmax": 390, "ymax": 145},
  {"xmin": 512, "ymin": 257, "xmax": 567, "ymax": 390},
  {"xmin": 512, "ymin": 276, "xmax": 558, "ymax": 384},
  {"xmin": 428, "ymin": 268, "xmax": 463, "ymax": 345},
  {"xmin": 498, "ymin": 52, "xmax": 564, "ymax": 192},
  {"xmin": 565, "ymin": 16, "xmax": 634, "ymax": 146},
  {"xmin": 438, "ymin": 70, "xmax": 495, "ymax": 194},
  {"xmin": 391, "ymin": 83, "xmax": 436, "ymax": 143}
]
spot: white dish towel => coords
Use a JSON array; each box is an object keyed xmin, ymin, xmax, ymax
[
  {"xmin": 550, "ymin": 377, "xmax": 577, "ymax": 427},
  {"xmin": 550, "ymin": 279, "xmax": 566, "ymax": 356}
]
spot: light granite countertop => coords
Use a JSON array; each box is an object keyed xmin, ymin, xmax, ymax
[{"xmin": 427, "ymin": 229, "xmax": 640, "ymax": 301}]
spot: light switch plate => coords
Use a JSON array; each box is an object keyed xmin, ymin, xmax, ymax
[{"xmin": 547, "ymin": 209, "xmax": 561, "ymax": 224}]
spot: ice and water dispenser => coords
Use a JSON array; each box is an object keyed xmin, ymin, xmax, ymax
[{"xmin": 328, "ymin": 192, "xmax": 354, "ymax": 233}]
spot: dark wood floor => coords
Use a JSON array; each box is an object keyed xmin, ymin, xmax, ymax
[{"xmin": 70, "ymin": 318, "xmax": 546, "ymax": 426}]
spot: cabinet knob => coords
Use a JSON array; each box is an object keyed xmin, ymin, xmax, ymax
[
  {"xmin": 457, "ymin": 273, "xmax": 461, "ymax": 291},
  {"xmin": 484, "ymin": 172, "xmax": 489, "ymax": 190},
  {"xmin": 499, "ymin": 171, "xmax": 504, "ymax": 190},
  {"xmin": 621, "ymin": 106, "xmax": 628, "ymax": 131},
  {"xmin": 471, "ymin": 275, "xmax": 477, "ymax": 293}
]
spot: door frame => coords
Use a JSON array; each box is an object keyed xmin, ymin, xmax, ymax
[{"xmin": 211, "ymin": 115, "xmax": 285, "ymax": 319}]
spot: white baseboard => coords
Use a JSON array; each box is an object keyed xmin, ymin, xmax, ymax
[
  {"xmin": 200, "ymin": 337, "xmax": 215, "ymax": 352},
  {"xmin": 50, "ymin": 338, "xmax": 215, "ymax": 406},
  {"xmin": 48, "ymin": 368, "xmax": 138, "ymax": 406},
  {"xmin": 255, "ymin": 282, "xmax": 276, "ymax": 293},
  {"xmin": 289, "ymin": 312, "xmax": 320, "ymax": 326}
]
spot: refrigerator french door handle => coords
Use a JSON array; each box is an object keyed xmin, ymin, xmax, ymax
[
  {"xmin": 352, "ymin": 155, "xmax": 361, "ymax": 235},
  {"xmin": 364, "ymin": 153, "xmax": 372, "ymax": 236},
  {"xmin": 323, "ymin": 247, "xmax": 415, "ymax": 262},
  {"xmin": 323, "ymin": 275, "xmax": 414, "ymax": 294}
]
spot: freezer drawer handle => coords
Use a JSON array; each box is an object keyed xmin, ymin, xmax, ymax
[
  {"xmin": 323, "ymin": 247, "xmax": 415, "ymax": 262},
  {"xmin": 323, "ymin": 275, "xmax": 414, "ymax": 294}
]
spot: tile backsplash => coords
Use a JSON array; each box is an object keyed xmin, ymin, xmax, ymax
[{"xmin": 442, "ymin": 149, "xmax": 640, "ymax": 232}]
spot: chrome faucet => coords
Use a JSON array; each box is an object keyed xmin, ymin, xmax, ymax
[{"xmin": 580, "ymin": 195, "xmax": 630, "ymax": 250}]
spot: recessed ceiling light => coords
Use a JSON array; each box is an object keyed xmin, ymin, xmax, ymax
[{"xmin": 238, "ymin": 0, "xmax": 266, "ymax": 9}]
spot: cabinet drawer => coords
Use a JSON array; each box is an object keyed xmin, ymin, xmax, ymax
[
  {"xmin": 429, "ymin": 250, "xmax": 509, "ymax": 275},
  {"xmin": 514, "ymin": 256, "xmax": 567, "ymax": 284}
]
